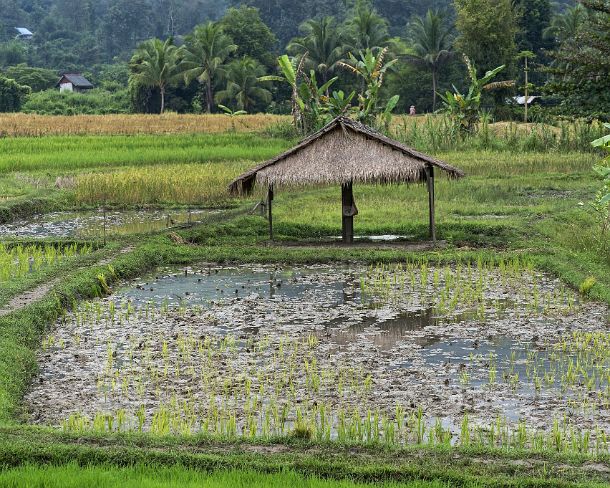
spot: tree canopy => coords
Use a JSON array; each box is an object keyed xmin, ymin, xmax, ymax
[{"xmin": 1, "ymin": 0, "xmax": 606, "ymax": 120}]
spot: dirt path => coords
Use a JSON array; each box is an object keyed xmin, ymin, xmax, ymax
[
  {"xmin": 0, "ymin": 279, "xmax": 60, "ymax": 317},
  {"xmin": 0, "ymin": 246, "xmax": 134, "ymax": 318}
]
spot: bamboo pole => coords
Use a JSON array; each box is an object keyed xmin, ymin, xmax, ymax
[
  {"xmin": 426, "ymin": 166, "xmax": 436, "ymax": 243},
  {"xmin": 268, "ymin": 185, "xmax": 274, "ymax": 241}
]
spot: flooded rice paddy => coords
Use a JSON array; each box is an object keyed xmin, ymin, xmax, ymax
[
  {"xmin": 26, "ymin": 262, "xmax": 610, "ymax": 451},
  {"xmin": 0, "ymin": 209, "xmax": 217, "ymax": 238}
]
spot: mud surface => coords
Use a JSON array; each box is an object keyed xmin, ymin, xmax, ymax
[{"xmin": 26, "ymin": 264, "xmax": 610, "ymax": 439}]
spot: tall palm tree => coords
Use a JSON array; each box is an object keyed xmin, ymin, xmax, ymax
[
  {"xmin": 129, "ymin": 38, "xmax": 183, "ymax": 114},
  {"xmin": 215, "ymin": 57, "xmax": 272, "ymax": 112},
  {"xmin": 181, "ymin": 22, "xmax": 237, "ymax": 113},
  {"xmin": 405, "ymin": 10, "xmax": 453, "ymax": 112},
  {"xmin": 543, "ymin": 4, "xmax": 586, "ymax": 44},
  {"xmin": 344, "ymin": 0, "xmax": 391, "ymax": 51},
  {"xmin": 287, "ymin": 17, "xmax": 347, "ymax": 84}
]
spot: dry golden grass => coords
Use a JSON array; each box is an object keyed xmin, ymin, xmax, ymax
[
  {"xmin": 0, "ymin": 113, "xmax": 289, "ymax": 137},
  {"xmin": 74, "ymin": 162, "xmax": 256, "ymax": 205}
]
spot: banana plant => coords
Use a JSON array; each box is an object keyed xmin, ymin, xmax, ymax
[
  {"xmin": 338, "ymin": 47, "xmax": 399, "ymax": 128},
  {"xmin": 439, "ymin": 56, "xmax": 506, "ymax": 133},
  {"xmin": 297, "ymin": 70, "xmax": 338, "ymax": 131},
  {"xmin": 259, "ymin": 54, "xmax": 308, "ymax": 132},
  {"xmin": 321, "ymin": 90, "xmax": 357, "ymax": 121},
  {"xmin": 262, "ymin": 53, "xmax": 340, "ymax": 134},
  {"xmin": 218, "ymin": 104, "xmax": 247, "ymax": 132}
]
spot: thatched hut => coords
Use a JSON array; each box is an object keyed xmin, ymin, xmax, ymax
[{"xmin": 229, "ymin": 116, "xmax": 464, "ymax": 243}]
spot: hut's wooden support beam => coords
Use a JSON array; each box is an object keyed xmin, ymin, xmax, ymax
[
  {"xmin": 268, "ymin": 185, "xmax": 274, "ymax": 241},
  {"xmin": 426, "ymin": 166, "xmax": 436, "ymax": 243},
  {"xmin": 341, "ymin": 182, "xmax": 354, "ymax": 244}
]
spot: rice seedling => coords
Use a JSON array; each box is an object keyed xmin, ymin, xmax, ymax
[
  {"xmin": 52, "ymin": 312, "xmax": 610, "ymax": 455},
  {"xmin": 358, "ymin": 256, "xmax": 579, "ymax": 321},
  {"xmin": 0, "ymin": 243, "xmax": 92, "ymax": 282}
]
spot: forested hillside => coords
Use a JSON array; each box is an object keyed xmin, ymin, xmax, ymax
[
  {"xmin": 0, "ymin": 0, "xmax": 466, "ymax": 66},
  {"xmin": 0, "ymin": 0, "xmax": 229, "ymax": 66},
  {"xmin": 1, "ymin": 0, "xmax": 605, "ymax": 121}
]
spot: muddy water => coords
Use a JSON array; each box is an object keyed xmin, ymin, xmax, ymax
[
  {"xmin": 121, "ymin": 266, "xmax": 350, "ymax": 307},
  {"xmin": 0, "ymin": 209, "xmax": 218, "ymax": 238},
  {"xmin": 26, "ymin": 264, "xmax": 610, "ymax": 439}
]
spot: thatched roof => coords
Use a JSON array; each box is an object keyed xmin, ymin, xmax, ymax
[{"xmin": 229, "ymin": 116, "xmax": 465, "ymax": 195}]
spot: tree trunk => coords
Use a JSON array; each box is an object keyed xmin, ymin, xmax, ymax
[
  {"xmin": 206, "ymin": 80, "xmax": 214, "ymax": 113},
  {"xmin": 160, "ymin": 86, "xmax": 165, "ymax": 114},
  {"xmin": 432, "ymin": 69, "xmax": 437, "ymax": 112}
]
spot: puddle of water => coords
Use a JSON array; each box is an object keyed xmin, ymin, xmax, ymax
[
  {"xmin": 324, "ymin": 310, "xmax": 441, "ymax": 351},
  {"xmin": 0, "ymin": 209, "xmax": 218, "ymax": 238},
  {"xmin": 120, "ymin": 266, "xmax": 351, "ymax": 307},
  {"xmin": 329, "ymin": 235, "xmax": 413, "ymax": 242}
]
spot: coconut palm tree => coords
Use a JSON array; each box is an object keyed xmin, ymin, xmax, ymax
[
  {"xmin": 129, "ymin": 38, "xmax": 183, "ymax": 114},
  {"xmin": 215, "ymin": 57, "xmax": 272, "ymax": 112},
  {"xmin": 344, "ymin": 0, "xmax": 391, "ymax": 51},
  {"xmin": 405, "ymin": 9, "xmax": 453, "ymax": 112},
  {"xmin": 181, "ymin": 22, "xmax": 237, "ymax": 113},
  {"xmin": 287, "ymin": 17, "xmax": 347, "ymax": 84},
  {"xmin": 543, "ymin": 4, "xmax": 586, "ymax": 44}
]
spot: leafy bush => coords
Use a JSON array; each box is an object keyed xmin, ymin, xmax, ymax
[
  {"xmin": 579, "ymin": 276, "xmax": 597, "ymax": 296},
  {"xmin": 22, "ymin": 89, "xmax": 130, "ymax": 115},
  {"xmin": 0, "ymin": 75, "xmax": 30, "ymax": 112},
  {"xmin": 591, "ymin": 124, "xmax": 610, "ymax": 237},
  {"xmin": 3, "ymin": 64, "xmax": 57, "ymax": 92},
  {"xmin": 262, "ymin": 120, "xmax": 298, "ymax": 139}
]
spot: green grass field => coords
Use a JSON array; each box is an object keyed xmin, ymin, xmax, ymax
[
  {"xmin": 0, "ymin": 120, "xmax": 609, "ymax": 487},
  {"xmin": 0, "ymin": 133, "xmax": 290, "ymax": 174},
  {"xmin": 0, "ymin": 464, "xmax": 467, "ymax": 488}
]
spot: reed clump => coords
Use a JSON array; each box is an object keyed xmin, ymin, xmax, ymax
[{"xmin": 391, "ymin": 115, "xmax": 607, "ymax": 154}]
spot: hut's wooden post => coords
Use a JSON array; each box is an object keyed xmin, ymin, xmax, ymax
[
  {"xmin": 426, "ymin": 166, "xmax": 436, "ymax": 243},
  {"xmin": 342, "ymin": 182, "xmax": 354, "ymax": 244},
  {"xmin": 268, "ymin": 185, "xmax": 274, "ymax": 241}
]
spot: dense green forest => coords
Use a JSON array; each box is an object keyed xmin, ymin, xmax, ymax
[{"xmin": 0, "ymin": 0, "xmax": 608, "ymax": 120}]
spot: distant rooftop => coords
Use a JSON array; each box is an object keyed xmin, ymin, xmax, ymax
[
  {"xmin": 15, "ymin": 27, "xmax": 33, "ymax": 36},
  {"xmin": 512, "ymin": 96, "xmax": 540, "ymax": 105},
  {"xmin": 57, "ymin": 73, "xmax": 94, "ymax": 88}
]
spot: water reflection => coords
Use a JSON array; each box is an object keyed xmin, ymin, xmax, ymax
[
  {"xmin": 325, "ymin": 310, "xmax": 441, "ymax": 351},
  {"xmin": 118, "ymin": 267, "xmax": 349, "ymax": 307},
  {"xmin": 0, "ymin": 209, "xmax": 216, "ymax": 238}
]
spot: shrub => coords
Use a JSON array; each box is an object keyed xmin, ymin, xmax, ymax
[
  {"xmin": 263, "ymin": 120, "xmax": 298, "ymax": 139},
  {"xmin": 579, "ymin": 276, "xmax": 597, "ymax": 296},
  {"xmin": 22, "ymin": 88, "xmax": 130, "ymax": 115},
  {"xmin": 3, "ymin": 64, "xmax": 57, "ymax": 92},
  {"xmin": 0, "ymin": 75, "xmax": 30, "ymax": 112}
]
